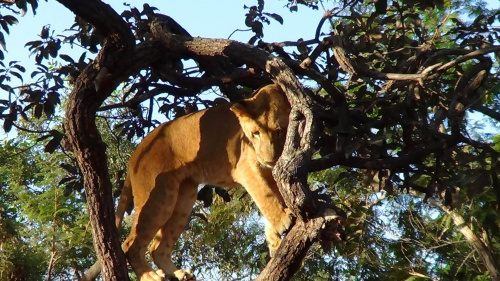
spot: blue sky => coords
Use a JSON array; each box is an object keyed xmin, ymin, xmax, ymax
[
  {"xmin": 2, "ymin": 0, "xmax": 326, "ymax": 64},
  {"xmin": 0, "ymin": 0, "xmax": 327, "ymax": 138},
  {"xmin": 0, "ymin": 0, "xmax": 498, "ymax": 138},
  {"xmin": 2, "ymin": 0, "xmax": 498, "ymax": 86},
  {"xmin": 2, "ymin": 0, "xmax": 499, "ymax": 77}
]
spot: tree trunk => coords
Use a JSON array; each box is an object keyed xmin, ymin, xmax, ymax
[
  {"xmin": 64, "ymin": 62, "xmax": 131, "ymax": 281},
  {"xmin": 56, "ymin": 1, "xmax": 152, "ymax": 280},
  {"xmin": 62, "ymin": 40, "xmax": 167, "ymax": 280}
]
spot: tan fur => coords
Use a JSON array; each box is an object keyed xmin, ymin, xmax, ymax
[{"xmin": 89, "ymin": 84, "xmax": 291, "ymax": 281}]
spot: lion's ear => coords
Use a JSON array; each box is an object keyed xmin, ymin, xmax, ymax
[
  {"xmin": 230, "ymin": 102, "xmax": 260, "ymax": 139},
  {"xmin": 230, "ymin": 102, "xmax": 251, "ymax": 119},
  {"xmin": 231, "ymin": 98, "xmax": 268, "ymax": 118}
]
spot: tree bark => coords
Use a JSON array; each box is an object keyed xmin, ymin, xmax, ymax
[
  {"xmin": 56, "ymin": 1, "xmax": 164, "ymax": 280},
  {"xmin": 256, "ymin": 209, "xmax": 342, "ymax": 281},
  {"xmin": 63, "ymin": 40, "xmax": 164, "ymax": 281},
  {"xmin": 63, "ymin": 52, "xmax": 132, "ymax": 281}
]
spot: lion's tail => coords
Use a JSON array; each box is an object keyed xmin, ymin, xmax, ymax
[
  {"xmin": 115, "ymin": 174, "xmax": 133, "ymax": 228},
  {"xmin": 79, "ymin": 174, "xmax": 133, "ymax": 281}
]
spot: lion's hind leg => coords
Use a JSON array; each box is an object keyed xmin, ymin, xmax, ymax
[
  {"xmin": 122, "ymin": 172, "xmax": 183, "ymax": 281},
  {"xmin": 150, "ymin": 179, "xmax": 198, "ymax": 281}
]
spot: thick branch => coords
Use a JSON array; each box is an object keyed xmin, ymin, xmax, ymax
[
  {"xmin": 331, "ymin": 35, "xmax": 500, "ymax": 82},
  {"xmin": 56, "ymin": 0, "xmax": 134, "ymax": 46},
  {"xmin": 470, "ymin": 104, "xmax": 500, "ymax": 122},
  {"xmin": 309, "ymin": 138, "xmax": 453, "ymax": 172},
  {"xmin": 256, "ymin": 210, "xmax": 342, "ymax": 281},
  {"xmin": 435, "ymin": 46, "xmax": 500, "ymax": 72},
  {"xmin": 77, "ymin": 42, "xmax": 165, "ymax": 281},
  {"xmin": 331, "ymin": 35, "xmax": 426, "ymax": 81}
]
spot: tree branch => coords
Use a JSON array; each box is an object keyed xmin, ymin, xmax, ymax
[
  {"xmin": 424, "ymin": 196, "xmax": 500, "ymax": 281},
  {"xmin": 331, "ymin": 35, "xmax": 500, "ymax": 83},
  {"xmin": 56, "ymin": 0, "xmax": 134, "ymax": 47}
]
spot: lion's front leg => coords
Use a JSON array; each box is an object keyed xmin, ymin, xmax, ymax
[
  {"xmin": 235, "ymin": 166, "xmax": 294, "ymax": 256},
  {"xmin": 264, "ymin": 207, "xmax": 294, "ymax": 257}
]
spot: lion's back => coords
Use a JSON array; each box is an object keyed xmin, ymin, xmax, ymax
[{"xmin": 128, "ymin": 103, "xmax": 243, "ymax": 187}]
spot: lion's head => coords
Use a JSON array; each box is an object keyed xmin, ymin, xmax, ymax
[{"xmin": 230, "ymin": 85, "xmax": 291, "ymax": 167}]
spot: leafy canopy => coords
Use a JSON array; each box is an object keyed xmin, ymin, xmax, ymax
[{"xmin": 1, "ymin": 0, "xmax": 500, "ymax": 280}]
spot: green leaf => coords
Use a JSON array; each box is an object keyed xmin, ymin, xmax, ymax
[
  {"xmin": 34, "ymin": 104, "xmax": 43, "ymax": 119},
  {"xmin": 60, "ymin": 163, "xmax": 78, "ymax": 175},
  {"xmin": 0, "ymin": 21, "xmax": 9, "ymax": 34},
  {"xmin": 3, "ymin": 15, "xmax": 19, "ymax": 25},
  {"xmin": 0, "ymin": 31, "xmax": 6, "ymax": 50},
  {"xmin": 12, "ymin": 64, "xmax": 25, "ymax": 72},
  {"xmin": 48, "ymin": 41, "xmax": 59, "ymax": 58},
  {"xmin": 9, "ymin": 71, "xmax": 23, "ymax": 82},
  {"xmin": 44, "ymin": 136, "xmax": 60, "ymax": 153},
  {"xmin": 245, "ymin": 15, "xmax": 254, "ymax": 27},
  {"xmin": 214, "ymin": 187, "xmax": 231, "ymax": 202},
  {"xmin": 251, "ymin": 21, "xmax": 263, "ymax": 37},
  {"xmin": 59, "ymin": 54, "xmax": 74, "ymax": 63},
  {"xmin": 35, "ymin": 134, "xmax": 51, "ymax": 142},
  {"xmin": 192, "ymin": 212, "xmax": 209, "ymax": 223},
  {"xmin": 47, "ymin": 92, "xmax": 60, "ymax": 104},
  {"xmin": 264, "ymin": 13, "xmax": 283, "ymax": 25},
  {"xmin": 40, "ymin": 25, "xmax": 49, "ymax": 39},
  {"xmin": 257, "ymin": 0, "xmax": 264, "ymax": 12},
  {"xmin": 28, "ymin": 0, "xmax": 38, "ymax": 15},
  {"xmin": 43, "ymin": 101, "xmax": 55, "ymax": 117},
  {"xmin": 0, "ymin": 83, "xmax": 11, "ymax": 92},
  {"xmin": 15, "ymin": 0, "xmax": 28, "ymax": 16},
  {"xmin": 25, "ymin": 40, "xmax": 42, "ymax": 50},
  {"xmin": 3, "ymin": 118, "xmax": 13, "ymax": 132}
]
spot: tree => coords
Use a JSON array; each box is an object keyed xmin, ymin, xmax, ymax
[{"xmin": 1, "ymin": 0, "xmax": 500, "ymax": 280}]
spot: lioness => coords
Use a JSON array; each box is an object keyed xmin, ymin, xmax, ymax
[{"xmin": 93, "ymin": 84, "xmax": 292, "ymax": 281}]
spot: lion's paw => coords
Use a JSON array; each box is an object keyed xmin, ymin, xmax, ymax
[
  {"xmin": 276, "ymin": 208, "xmax": 294, "ymax": 235},
  {"xmin": 154, "ymin": 268, "xmax": 194, "ymax": 281},
  {"xmin": 174, "ymin": 269, "xmax": 195, "ymax": 281},
  {"xmin": 140, "ymin": 271, "xmax": 164, "ymax": 281}
]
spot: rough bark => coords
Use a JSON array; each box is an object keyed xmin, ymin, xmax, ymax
[
  {"xmin": 256, "ymin": 208, "xmax": 342, "ymax": 281},
  {"xmin": 56, "ymin": 1, "xmax": 164, "ymax": 280},
  {"xmin": 63, "ymin": 40, "xmax": 164, "ymax": 281},
  {"xmin": 59, "ymin": 1, "xmax": 134, "ymax": 278},
  {"xmin": 63, "ymin": 42, "xmax": 132, "ymax": 281}
]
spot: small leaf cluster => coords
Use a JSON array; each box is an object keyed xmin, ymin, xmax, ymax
[
  {"xmin": 244, "ymin": 0, "xmax": 283, "ymax": 44},
  {"xmin": 0, "ymin": 11, "xmax": 19, "ymax": 60},
  {"xmin": 25, "ymin": 25, "xmax": 61, "ymax": 64}
]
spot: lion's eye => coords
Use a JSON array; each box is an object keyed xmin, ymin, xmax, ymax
[{"xmin": 252, "ymin": 131, "xmax": 260, "ymax": 138}]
